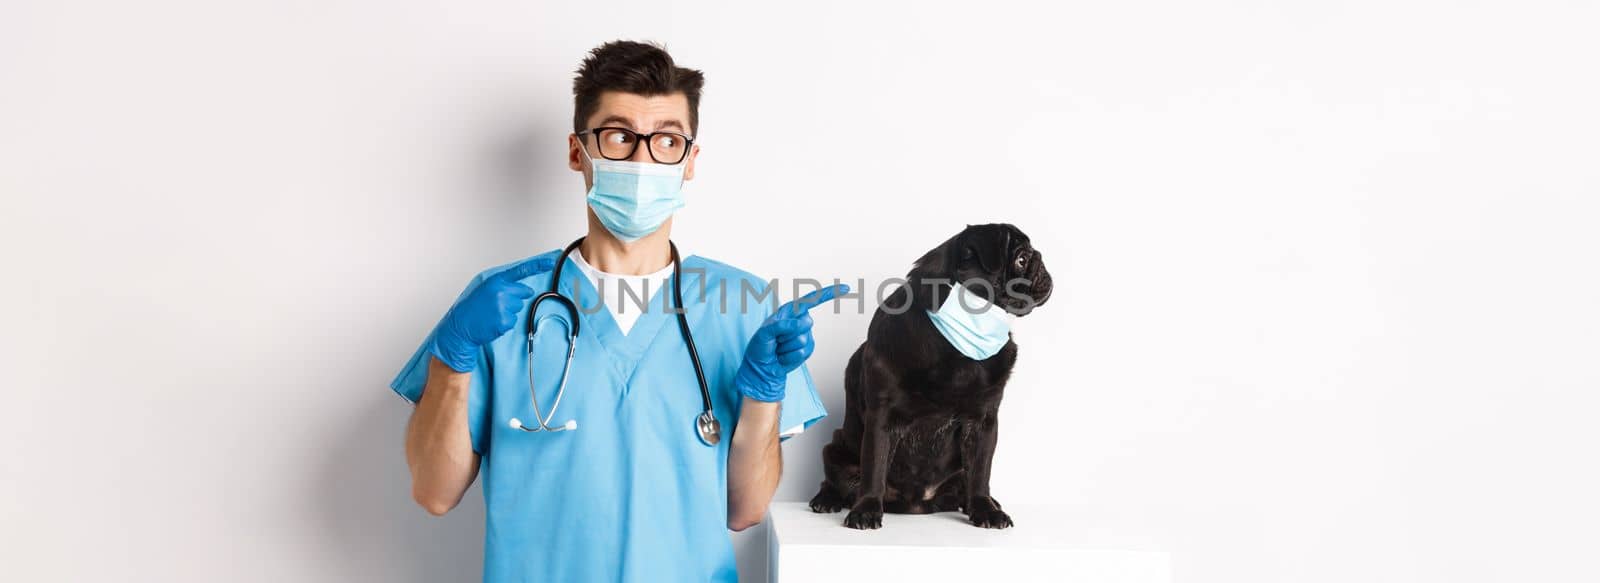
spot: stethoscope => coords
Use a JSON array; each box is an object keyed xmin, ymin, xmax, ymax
[{"xmin": 507, "ymin": 237, "xmax": 722, "ymax": 446}]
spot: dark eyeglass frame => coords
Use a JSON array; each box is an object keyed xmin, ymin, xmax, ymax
[{"xmin": 576, "ymin": 126, "xmax": 697, "ymax": 164}]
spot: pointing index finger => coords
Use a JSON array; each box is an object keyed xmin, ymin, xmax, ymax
[
  {"xmin": 778, "ymin": 284, "xmax": 851, "ymax": 318},
  {"xmin": 500, "ymin": 255, "xmax": 558, "ymax": 282}
]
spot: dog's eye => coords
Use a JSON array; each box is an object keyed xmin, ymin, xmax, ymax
[{"xmin": 1014, "ymin": 255, "xmax": 1027, "ymax": 270}]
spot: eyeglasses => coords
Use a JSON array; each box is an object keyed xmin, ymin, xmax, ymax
[{"xmin": 576, "ymin": 127, "xmax": 695, "ymax": 164}]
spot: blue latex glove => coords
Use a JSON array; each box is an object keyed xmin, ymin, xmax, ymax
[
  {"xmin": 734, "ymin": 284, "xmax": 850, "ymax": 402},
  {"xmin": 429, "ymin": 256, "xmax": 558, "ymax": 373}
]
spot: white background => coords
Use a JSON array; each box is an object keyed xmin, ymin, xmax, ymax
[{"xmin": 4, "ymin": 1, "xmax": 1598, "ymax": 582}]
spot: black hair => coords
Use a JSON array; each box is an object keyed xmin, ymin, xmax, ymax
[{"xmin": 572, "ymin": 40, "xmax": 705, "ymax": 135}]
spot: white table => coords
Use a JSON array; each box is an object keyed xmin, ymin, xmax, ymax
[{"xmin": 765, "ymin": 502, "xmax": 1170, "ymax": 583}]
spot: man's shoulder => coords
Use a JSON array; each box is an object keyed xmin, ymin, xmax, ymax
[
  {"xmin": 683, "ymin": 255, "xmax": 782, "ymax": 320},
  {"xmin": 683, "ymin": 255, "xmax": 773, "ymax": 289}
]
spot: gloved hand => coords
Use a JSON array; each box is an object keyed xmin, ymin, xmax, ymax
[
  {"xmin": 429, "ymin": 255, "xmax": 558, "ymax": 373},
  {"xmin": 734, "ymin": 284, "xmax": 850, "ymax": 402}
]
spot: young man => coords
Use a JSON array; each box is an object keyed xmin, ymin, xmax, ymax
[{"xmin": 390, "ymin": 41, "xmax": 844, "ymax": 582}]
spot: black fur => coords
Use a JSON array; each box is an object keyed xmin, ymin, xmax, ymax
[{"xmin": 809, "ymin": 224, "xmax": 1054, "ymax": 529}]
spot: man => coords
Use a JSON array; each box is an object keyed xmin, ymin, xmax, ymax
[{"xmin": 390, "ymin": 40, "xmax": 844, "ymax": 581}]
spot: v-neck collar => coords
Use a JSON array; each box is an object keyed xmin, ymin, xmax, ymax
[{"xmin": 555, "ymin": 253, "xmax": 703, "ymax": 381}]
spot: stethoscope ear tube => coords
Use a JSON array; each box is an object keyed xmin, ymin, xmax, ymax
[
  {"xmin": 509, "ymin": 417, "xmax": 577, "ymax": 431},
  {"xmin": 514, "ymin": 240, "xmax": 584, "ymax": 433},
  {"xmin": 670, "ymin": 243, "xmax": 720, "ymax": 446}
]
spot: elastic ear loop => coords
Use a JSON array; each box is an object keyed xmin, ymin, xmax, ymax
[{"xmin": 576, "ymin": 134, "xmax": 595, "ymax": 182}]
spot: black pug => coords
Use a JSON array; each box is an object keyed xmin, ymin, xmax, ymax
[{"xmin": 809, "ymin": 223, "xmax": 1053, "ymax": 529}]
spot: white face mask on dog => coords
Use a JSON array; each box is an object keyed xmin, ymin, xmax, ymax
[{"xmin": 925, "ymin": 284, "xmax": 1015, "ymax": 360}]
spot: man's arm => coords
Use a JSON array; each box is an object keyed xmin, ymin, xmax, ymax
[
  {"xmin": 404, "ymin": 356, "xmax": 481, "ymax": 516},
  {"xmin": 726, "ymin": 397, "xmax": 782, "ymax": 531},
  {"xmin": 725, "ymin": 284, "xmax": 848, "ymax": 531}
]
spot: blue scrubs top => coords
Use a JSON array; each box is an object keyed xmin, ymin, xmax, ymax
[{"xmin": 390, "ymin": 249, "xmax": 828, "ymax": 582}]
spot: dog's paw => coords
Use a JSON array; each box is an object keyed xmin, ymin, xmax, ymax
[
  {"xmin": 808, "ymin": 487, "xmax": 847, "ymax": 514},
  {"xmin": 843, "ymin": 497, "xmax": 883, "ymax": 530},
  {"xmin": 965, "ymin": 496, "xmax": 1014, "ymax": 529}
]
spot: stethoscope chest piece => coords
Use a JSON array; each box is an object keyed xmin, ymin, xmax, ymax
[{"xmin": 696, "ymin": 410, "xmax": 721, "ymax": 446}]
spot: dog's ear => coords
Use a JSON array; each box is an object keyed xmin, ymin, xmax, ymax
[
  {"xmin": 912, "ymin": 224, "xmax": 1015, "ymax": 279},
  {"xmin": 961, "ymin": 224, "xmax": 1012, "ymax": 276}
]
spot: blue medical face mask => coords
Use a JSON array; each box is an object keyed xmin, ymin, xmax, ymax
[
  {"xmin": 926, "ymin": 284, "xmax": 1016, "ymax": 360},
  {"xmin": 580, "ymin": 145, "xmax": 687, "ymax": 243}
]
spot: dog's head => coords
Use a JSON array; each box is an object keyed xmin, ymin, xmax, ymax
[{"xmin": 912, "ymin": 223, "xmax": 1054, "ymax": 316}]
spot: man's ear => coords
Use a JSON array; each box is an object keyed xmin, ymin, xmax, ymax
[
  {"xmin": 568, "ymin": 134, "xmax": 585, "ymax": 172},
  {"xmin": 683, "ymin": 143, "xmax": 700, "ymax": 181}
]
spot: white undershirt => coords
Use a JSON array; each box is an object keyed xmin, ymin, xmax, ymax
[
  {"xmin": 567, "ymin": 247, "xmax": 808, "ymax": 438},
  {"xmin": 569, "ymin": 248, "xmax": 675, "ymax": 336}
]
